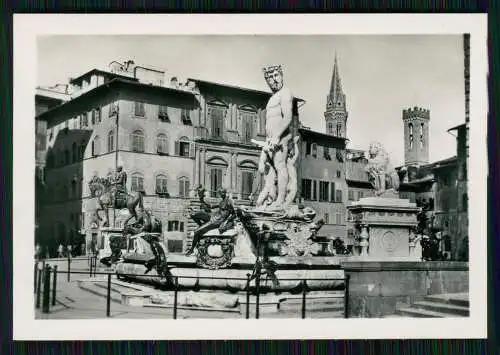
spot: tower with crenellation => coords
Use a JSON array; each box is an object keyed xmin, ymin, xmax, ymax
[{"xmin": 402, "ymin": 106, "xmax": 430, "ymax": 166}]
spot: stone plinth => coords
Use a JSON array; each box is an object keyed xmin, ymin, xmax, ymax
[
  {"xmin": 341, "ymin": 261, "xmax": 469, "ymax": 318},
  {"xmin": 347, "ymin": 197, "xmax": 420, "ymax": 261}
]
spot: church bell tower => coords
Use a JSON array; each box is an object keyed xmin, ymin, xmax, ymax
[
  {"xmin": 325, "ymin": 53, "xmax": 348, "ymax": 138},
  {"xmin": 402, "ymin": 106, "xmax": 430, "ymax": 166}
]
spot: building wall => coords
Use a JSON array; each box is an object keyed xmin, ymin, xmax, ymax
[
  {"xmin": 299, "ymin": 136, "xmax": 347, "ymax": 240},
  {"xmin": 41, "ymin": 83, "xmax": 199, "ymax": 254}
]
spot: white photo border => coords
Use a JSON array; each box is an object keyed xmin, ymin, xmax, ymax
[{"xmin": 13, "ymin": 13, "xmax": 488, "ymax": 340}]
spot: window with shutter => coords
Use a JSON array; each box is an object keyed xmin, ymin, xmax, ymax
[
  {"xmin": 323, "ymin": 146, "xmax": 331, "ymax": 160},
  {"xmin": 81, "ymin": 113, "xmax": 88, "ymax": 128},
  {"xmin": 210, "ymin": 106, "xmax": 224, "ymax": 139},
  {"xmin": 210, "ymin": 167, "xmax": 223, "ymax": 197},
  {"xmin": 335, "ymin": 212, "xmax": 341, "ymax": 225},
  {"xmin": 131, "ymin": 173, "xmax": 144, "ymax": 192},
  {"xmin": 156, "ymin": 175, "xmax": 168, "ymax": 194},
  {"xmin": 241, "ymin": 111, "xmax": 255, "ymax": 144},
  {"xmin": 178, "ymin": 177, "xmax": 190, "ymax": 198},
  {"xmin": 92, "ymin": 136, "xmax": 100, "ymax": 156},
  {"xmin": 319, "ymin": 181, "xmax": 329, "ymax": 202},
  {"xmin": 158, "ymin": 105, "xmax": 169, "ymax": 121},
  {"xmin": 95, "ymin": 108, "xmax": 101, "ymax": 123},
  {"xmin": 301, "ymin": 179, "xmax": 312, "ymax": 200},
  {"xmin": 348, "ymin": 190, "xmax": 354, "ymax": 201},
  {"xmin": 157, "ymin": 134, "xmax": 168, "ymax": 154},
  {"xmin": 181, "ymin": 109, "xmax": 192, "ymax": 125},
  {"xmin": 312, "ymin": 144, "xmax": 317, "ymax": 158},
  {"xmin": 241, "ymin": 170, "xmax": 255, "ymax": 199},
  {"xmin": 330, "ymin": 182, "xmax": 336, "ymax": 202},
  {"xmin": 135, "ymin": 102, "xmax": 145, "ymax": 117},
  {"xmin": 335, "ymin": 189, "xmax": 342, "ymax": 203},
  {"xmin": 306, "ymin": 142, "xmax": 312, "ymax": 155},
  {"xmin": 131, "ymin": 130, "xmax": 145, "ymax": 152},
  {"xmin": 107, "ymin": 131, "xmax": 114, "ymax": 152}
]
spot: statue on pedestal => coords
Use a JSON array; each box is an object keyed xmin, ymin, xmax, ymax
[
  {"xmin": 89, "ymin": 165, "xmax": 145, "ymax": 228},
  {"xmin": 252, "ymin": 65, "xmax": 296, "ymax": 211},
  {"xmin": 364, "ymin": 141, "xmax": 400, "ymax": 196}
]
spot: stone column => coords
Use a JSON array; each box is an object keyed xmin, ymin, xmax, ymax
[
  {"xmin": 359, "ymin": 224, "xmax": 369, "ymax": 257},
  {"xmin": 199, "ymin": 148, "xmax": 206, "ymax": 188},
  {"xmin": 195, "ymin": 147, "xmax": 201, "ymax": 186}
]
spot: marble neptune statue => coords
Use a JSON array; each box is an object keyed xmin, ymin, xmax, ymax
[{"xmin": 252, "ymin": 65, "xmax": 299, "ymax": 211}]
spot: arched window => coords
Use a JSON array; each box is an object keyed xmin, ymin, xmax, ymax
[
  {"xmin": 131, "ymin": 173, "xmax": 144, "ymax": 192},
  {"xmin": 409, "ymin": 123, "xmax": 414, "ymax": 149},
  {"xmin": 178, "ymin": 176, "xmax": 190, "ymax": 198},
  {"xmin": 79, "ymin": 141, "xmax": 86, "ymax": 160},
  {"xmin": 327, "ymin": 122, "xmax": 333, "ymax": 134},
  {"xmin": 92, "ymin": 136, "xmax": 100, "ymax": 156},
  {"xmin": 336, "ymin": 124, "xmax": 342, "ymax": 137},
  {"xmin": 156, "ymin": 174, "xmax": 168, "ymax": 195},
  {"xmin": 72, "ymin": 142, "xmax": 77, "ymax": 163},
  {"xmin": 157, "ymin": 133, "xmax": 169, "ymax": 154},
  {"xmin": 107, "ymin": 130, "xmax": 114, "ymax": 153},
  {"xmin": 131, "ymin": 130, "xmax": 145, "ymax": 152},
  {"xmin": 420, "ymin": 123, "xmax": 424, "ymax": 149}
]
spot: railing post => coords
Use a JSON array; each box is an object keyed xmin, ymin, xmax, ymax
[
  {"xmin": 173, "ymin": 276, "xmax": 179, "ymax": 320},
  {"xmin": 301, "ymin": 280, "xmax": 307, "ymax": 319},
  {"xmin": 106, "ymin": 273, "xmax": 112, "ymax": 317},
  {"xmin": 88, "ymin": 256, "xmax": 91, "ymax": 277},
  {"xmin": 245, "ymin": 273, "xmax": 251, "ymax": 319},
  {"xmin": 94, "ymin": 255, "xmax": 98, "ymax": 277},
  {"xmin": 67, "ymin": 254, "xmax": 71, "ymax": 282},
  {"xmin": 52, "ymin": 265, "xmax": 58, "ymax": 306},
  {"xmin": 34, "ymin": 262, "xmax": 38, "ymax": 294},
  {"xmin": 255, "ymin": 271, "xmax": 261, "ymax": 319},
  {"xmin": 344, "ymin": 275, "xmax": 350, "ymax": 319},
  {"xmin": 35, "ymin": 265, "xmax": 42, "ymax": 309},
  {"xmin": 42, "ymin": 265, "xmax": 51, "ymax": 313}
]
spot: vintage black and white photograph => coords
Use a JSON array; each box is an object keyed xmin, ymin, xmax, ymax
[{"xmin": 14, "ymin": 14, "xmax": 488, "ymax": 340}]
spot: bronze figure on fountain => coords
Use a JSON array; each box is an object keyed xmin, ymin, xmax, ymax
[{"xmin": 185, "ymin": 187, "xmax": 237, "ymax": 256}]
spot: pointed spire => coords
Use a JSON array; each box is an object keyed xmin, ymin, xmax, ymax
[{"xmin": 328, "ymin": 51, "xmax": 344, "ymax": 108}]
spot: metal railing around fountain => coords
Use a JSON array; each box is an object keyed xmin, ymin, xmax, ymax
[{"xmin": 34, "ymin": 258, "xmax": 350, "ymax": 319}]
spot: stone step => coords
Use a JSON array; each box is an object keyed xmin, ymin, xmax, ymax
[
  {"xmin": 395, "ymin": 307, "xmax": 466, "ymax": 318},
  {"xmin": 424, "ymin": 293, "xmax": 469, "ymax": 308},
  {"xmin": 144, "ymin": 303, "xmax": 241, "ymax": 313},
  {"xmin": 413, "ymin": 300, "xmax": 469, "ymax": 316},
  {"xmin": 78, "ymin": 281, "xmax": 122, "ymax": 304}
]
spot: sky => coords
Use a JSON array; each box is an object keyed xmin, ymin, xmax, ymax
[{"xmin": 37, "ymin": 35, "xmax": 466, "ymax": 166}]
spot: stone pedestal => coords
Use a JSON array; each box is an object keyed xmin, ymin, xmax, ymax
[{"xmin": 347, "ymin": 197, "xmax": 420, "ymax": 261}]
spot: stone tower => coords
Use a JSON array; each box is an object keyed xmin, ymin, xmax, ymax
[
  {"xmin": 325, "ymin": 54, "xmax": 348, "ymax": 137},
  {"xmin": 402, "ymin": 107, "xmax": 430, "ymax": 166}
]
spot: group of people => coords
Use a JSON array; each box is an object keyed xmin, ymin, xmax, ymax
[{"xmin": 34, "ymin": 242, "xmax": 86, "ymax": 260}]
